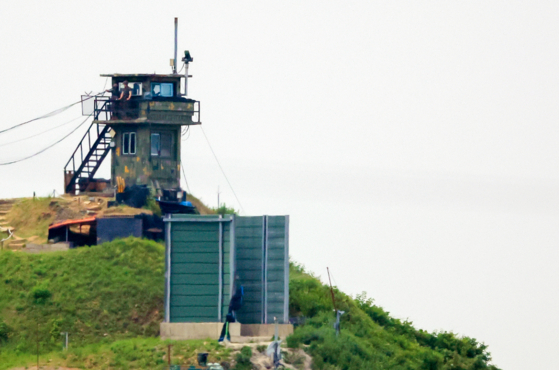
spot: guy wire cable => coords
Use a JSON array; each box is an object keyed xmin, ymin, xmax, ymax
[
  {"xmin": 199, "ymin": 125, "xmax": 246, "ymax": 215},
  {"xmin": 0, "ymin": 92, "xmax": 103, "ymax": 135},
  {"xmin": 0, "ymin": 115, "xmax": 84, "ymax": 148},
  {"xmin": 179, "ymin": 159, "xmax": 191, "ymax": 194},
  {"xmin": 0, "ymin": 115, "xmax": 91, "ymax": 166}
]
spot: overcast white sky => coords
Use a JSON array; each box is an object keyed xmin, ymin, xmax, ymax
[{"xmin": 1, "ymin": 1, "xmax": 559, "ymax": 368}]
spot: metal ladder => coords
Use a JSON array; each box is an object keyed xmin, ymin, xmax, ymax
[{"xmin": 64, "ymin": 123, "xmax": 111, "ymax": 194}]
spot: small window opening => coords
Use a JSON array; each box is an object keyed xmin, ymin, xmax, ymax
[
  {"xmin": 122, "ymin": 132, "xmax": 136, "ymax": 155},
  {"xmin": 151, "ymin": 132, "xmax": 173, "ymax": 158},
  {"xmin": 151, "ymin": 133, "xmax": 160, "ymax": 156},
  {"xmin": 151, "ymin": 82, "xmax": 174, "ymax": 97},
  {"xmin": 118, "ymin": 82, "xmax": 143, "ymax": 96}
]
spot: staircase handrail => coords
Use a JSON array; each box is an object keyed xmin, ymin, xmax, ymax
[{"xmin": 63, "ymin": 120, "xmax": 98, "ymax": 172}]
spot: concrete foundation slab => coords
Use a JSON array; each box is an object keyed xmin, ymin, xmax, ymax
[
  {"xmin": 241, "ymin": 324, "xmax": 294, "ymax": 338},
  {"xmin": 160, "ymin": 322, "xmax": 240, "ymax": 341},
  {"xmin": 160, "ymin": 322, "xmax": 294, "ymax": 342}
]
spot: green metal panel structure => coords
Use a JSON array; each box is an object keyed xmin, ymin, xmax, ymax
[
  {"xmin": 263, "ymin": 215, "xmax": 290, "ymax": 324},
  {"xmin": 165, "ymin": 214, "xmax": 234, "ymax": 323},
  {"xmin": 164, "ymin": 214, "xmax": 289, "ymax": 324},
  {"xmin": 234, "ymin": 216, "xmax": 265, "ymax": 324}
]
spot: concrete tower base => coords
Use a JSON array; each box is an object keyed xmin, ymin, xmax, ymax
[{"xmin": 160, "ymin": 322, "xmax": 294, "ymax": 342}]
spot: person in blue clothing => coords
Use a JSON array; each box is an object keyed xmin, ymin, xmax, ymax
[{"xmin": 219, "ymin": 283, "xmax": 244, "ymax": 342}]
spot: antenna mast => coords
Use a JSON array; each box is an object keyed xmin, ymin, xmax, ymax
[{"xmin": 173, "ymin": 17, "xmax": 178, "ymax": 74}]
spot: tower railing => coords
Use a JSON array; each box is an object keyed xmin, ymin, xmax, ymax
[{"xmin": 92, "ymin": 97, "xmax": 200, "ymax": 124}]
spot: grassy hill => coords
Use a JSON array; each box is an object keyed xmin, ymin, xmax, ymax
[{"xmin": 0, "ymin": 238, "xmax": 500, "ymax": 370}]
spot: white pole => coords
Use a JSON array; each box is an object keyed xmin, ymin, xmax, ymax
[
  {"xmin": 184, "ymin": 63, "xmax": 189, "ymax": 96},
  {"xmin": 174, "ymin": 18, "xmax": 178, "ymax": 74}
]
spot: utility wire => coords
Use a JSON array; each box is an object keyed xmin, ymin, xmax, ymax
[
  {"xmin": 181, "ymin": 125, "xmax": 191, "ymax": 140},
  {"xmin": 180, "ymin": 159, "xmax": 191, "ymax": 194},
  {"xmin": 0, "ymin": 93, "xmax": 101, "ymax": 136},
  {"xmin": 0, "ymin": 115, "xmax": 91, "ymax": 166},
  {"xmin": 0, "ymin": 115, "xmax": 84, "ymax": 148},
  {"xmin": 199, "ymin": 126, "xmax": 246, "ymax": 215}
]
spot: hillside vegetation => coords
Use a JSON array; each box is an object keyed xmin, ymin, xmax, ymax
[{"xmin": 0, "ymin": 238, "xmax": 500, "ymax": 370}]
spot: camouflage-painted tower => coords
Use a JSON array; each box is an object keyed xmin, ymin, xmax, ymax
[{"xmin": 64, "ymin": 52, "xmax": 199, "ymax": 195}]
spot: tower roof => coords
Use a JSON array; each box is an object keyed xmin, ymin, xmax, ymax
[{"xmin": 100, "ymin": 74, "xmax": 184, "ymax": 79}]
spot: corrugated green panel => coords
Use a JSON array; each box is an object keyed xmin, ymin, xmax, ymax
[
  {"xmin": 241, "ymin": 290, "xmax": 262, "ymax": 302},
  {"xmin": 266, "ymin": 238, "xmax": 286, "ymax": 249},
  {"xmin": 167, "ymin": 215, "xmax": 234, "ymax": 323},
  {"xmin": 172, "ymin": 230, "xmax": 219, "ymax": 242},
  {"xmin": 237, "ymin": 309, "xmax": 262, "ymax": 316},
  {"xmin": 267, "ymin": 292, "xmax": 285, "ymax": 301},
  {"xmin": 235, "ymin": 264, "xmax": 261, "ymax": 272},
  {"xmin": 171, "ymin": 316, "xmax": 218, "ymax": 323},
  {"xmin": 267, "ymin": 282, "xmax": 284, "ymax": 293},
  {"xmin": 267, "ymin": 229, "xmax": 286, "ymax": 238},
  {"xmin": 267, "ymin": 249, "xmax": 286, "ymax": 260},
  {"xmin": 171, "ymin": 241, "xmax": 218, "ymax": 255},
  {"xmin": 237, "ymin": 313, "xmax": 262, "ymax": 323},
  {"xmin": 266, "ymin": 270, "xmax": 285, "ymax": 282},
  {"xmin": 170, "ymin": 306, "xmax": 217, "ymax": 317},
  {"xmin": 171, "ymin": 295, "xmax": 217, "ymax": 307},
  {"xmin": 237, "ymin": 270, "xmax": 262, "ymax": 281},
  {"xmin": 234, "ymin": 216, "xmax": 264, "ymax": 324},
  {"xmin": 264, "ymin": 216, "xmax": 288, "ymax": 324},
  {"xmin": 236, "ymin": 249, "xmax": 264, "ymax": 260},
  {"xmin": 171, "ymin": 273, "xmax": 218, "ymax": 285},
  {"xmin": 172, "ymin": 284, "xmax": 219, "ymax": 296},
  {"xmin": 172, "ymin": 252, "xmax": 219, "ymax": 263},
  {"xmin": 235, "ymin": 217, "xmax": 264, "ymax": 227},
  {"xmin": 173, "ymin": 222, "xmax": 220, "ymax": 232},
  {"xmin": 172, "ymin": 263, "xmax": 218, "ymax": 274},
  {"xmin": 170, "ymin": 304, "xmax": 218, "ymax": 316},
  {"xmin": 171, "ymin": 214, "xmax": 222, "ymax": 219},
  {"xmin": 266, "ymin": 217, "xmax": 285, "ymax": 227}
]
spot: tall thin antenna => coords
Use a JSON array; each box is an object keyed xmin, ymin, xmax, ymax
[{"xmin": 173, "ymin": 18, "xmax": 178, "ymax": 74}]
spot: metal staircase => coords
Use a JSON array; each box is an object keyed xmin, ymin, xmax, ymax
[{"xmin": 64, "ymin": 123, "xmax": 112, "ymax": 194}]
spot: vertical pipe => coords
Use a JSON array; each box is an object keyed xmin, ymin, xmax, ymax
[
  {"xmin": 218, "ymin": 216, "xmax": 223, "ymax": 322},
  {"xmin": 184, "ymin": 63, "xmax": 189, "ymax": 96},
  {"xmin": 261, "ymin": 216, "xmax": 266, "ymax": 324},
  {"xmin": 263, "ymin": 216, "xmax": 269, "ymax": 324},
  {"xmin": 174, "ymin": 17, "xmax": 178, "ymax": 74},
  {"xmin": 229, "ymin": 215, "xmax": 235, "ymax": 298},
  {"xmin": 165, "ymin": 218, "xmax": 172, "ymax": 322},
  {"xmin": 283, "ymin": 215, "xmax": 290, "ymax": 324}
]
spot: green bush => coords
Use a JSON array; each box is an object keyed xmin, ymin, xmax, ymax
[
  {"xmin": 211, "ymin": 203, "xmax": 237, "ymax": 216},
  {"xmin": 233, "ymin": 346, "xmax": 253, "ymax": 370},
  {"xmin": 0, "ymin": 320, "xmax": 12, "ymax": 342},
  {"xmin": 287, "ymin": 263, "xmax": 500, "ymax": 370}
]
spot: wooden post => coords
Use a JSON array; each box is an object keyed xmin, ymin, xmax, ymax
[
  {"xmin": 36, "ymin": 321, "xmax": 39, "ymax": 370},
  {"xmin": 167, "ymin": 344, "xmax": 172, "ymax": 366}
]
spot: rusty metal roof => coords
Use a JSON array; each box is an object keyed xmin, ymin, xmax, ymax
[{"xmin": 48, "ymin": 217, "xmax": 96, "ymax": 230}]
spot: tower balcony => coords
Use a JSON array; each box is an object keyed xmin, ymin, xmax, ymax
[{"xmin": 92, "ymin": 96, "xmax": 200, "ymax": 126}]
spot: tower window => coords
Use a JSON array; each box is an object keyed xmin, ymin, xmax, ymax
[
  {"xmin": 151, "ymin": 82, "xmax": 174, "ymax": 97},
  {"xmin": 122, "ymin": 132, "xmax": 136, "ymax": 155},
  {"xmin": 151, "ymin": 132, "xmax": 173, "ymax": 158},
  {"xmin": 118, "ymin": 82, "xmax": 143, "ymax": 96}
]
